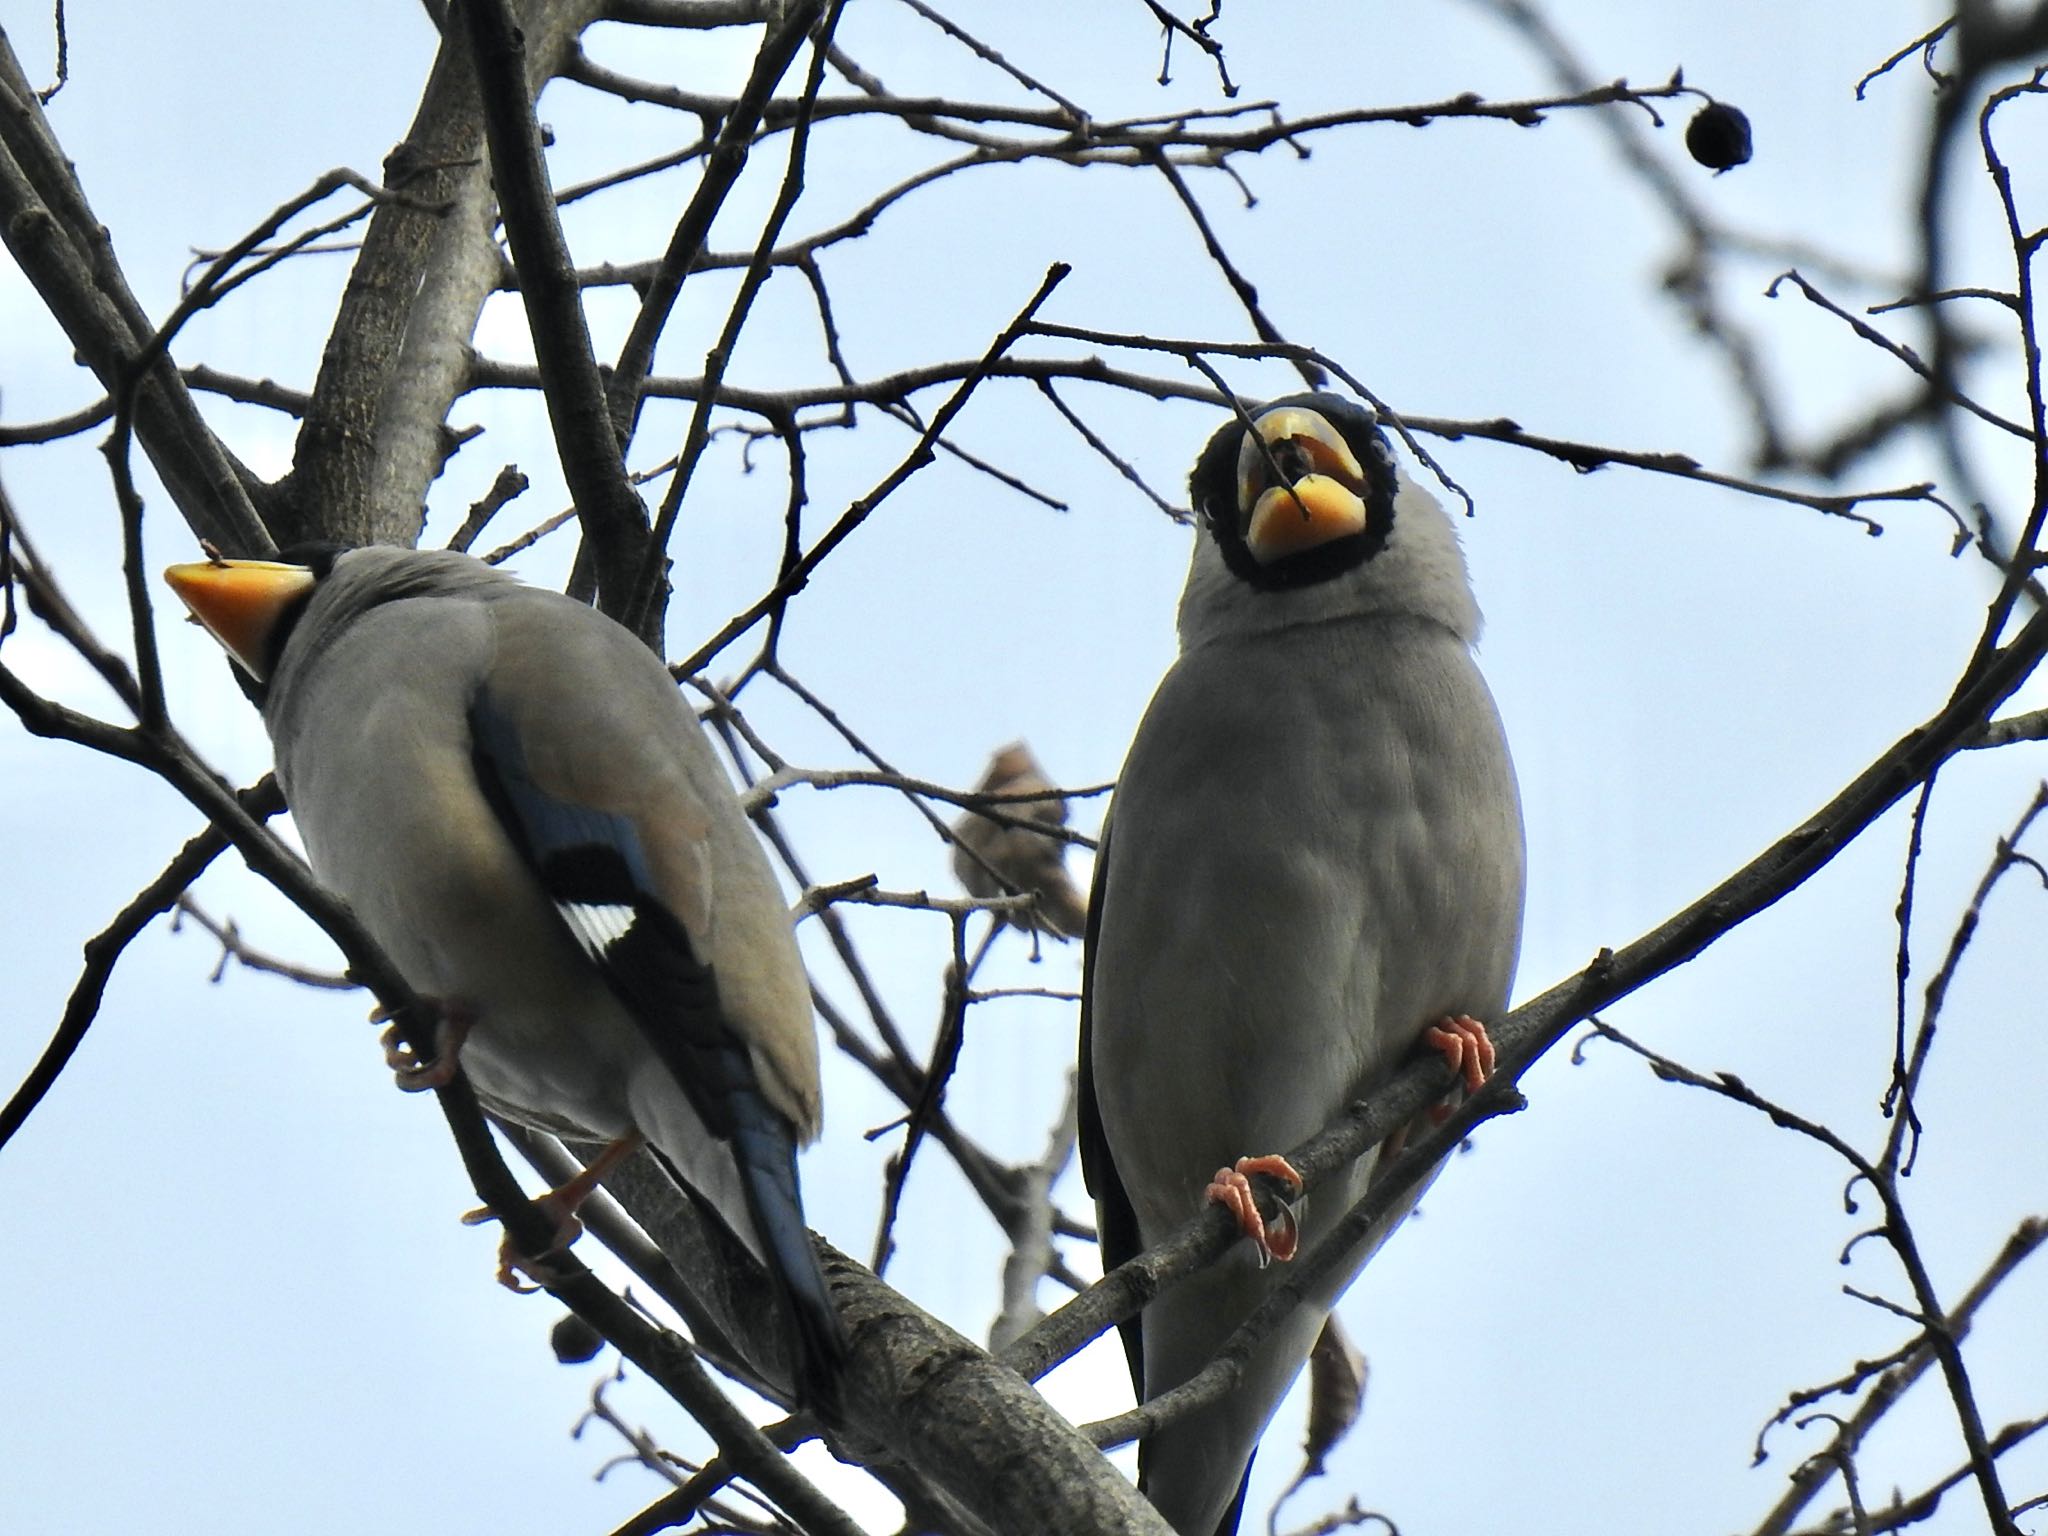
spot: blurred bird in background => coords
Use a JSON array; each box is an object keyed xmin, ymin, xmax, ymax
[{"xmin": 951, "ymin": 739, "xmax": 1089, "ymax": 941}]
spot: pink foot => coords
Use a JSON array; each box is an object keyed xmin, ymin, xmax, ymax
[
  {"xmin": 1420, "ymin": 1013, "xmax": 1495, "ymax": 1124},
  {"xmin": 375, "ymin": 999, "xmax": 474, "ymax": 1092},
  {"xmin": 1205, "ymin": 1154, "xmax": 1305, "ymax": 1265},
  {"xmin": 461, "ymin": 1133, "xmax": 643, "ymax": 1292}
]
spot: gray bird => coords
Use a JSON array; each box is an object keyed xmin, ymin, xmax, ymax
[
  {"xmin": 1078, "ymin": 395, "xmax": 1525, "ymax": 1535},
  {"xmin": 165, "ymin": 545, "xmax": 844, "ymax": 1405}
]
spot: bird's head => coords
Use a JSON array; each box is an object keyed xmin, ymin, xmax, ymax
[
  {"xmin": 165, "ymin": 543, "xmax": 506, "ymax": 693},
  {"xmin": 1178, "ymin": 394, "xmax": 1482, "ymax": 646},
  {"xmin": 1187, "ymin": 393, "xmax": 1397, "ymax": 590},
  {"xmin": 162, "ymin": 545, "xmax": 344, "ymax": 683}
]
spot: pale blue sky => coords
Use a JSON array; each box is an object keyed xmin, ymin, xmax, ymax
[{"xmin": 3, "ymin": 3, "xmax": 2043, "ymax": 1533}]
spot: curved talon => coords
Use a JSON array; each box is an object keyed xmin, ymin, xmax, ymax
[
  {"xmin": 459, "ymin": 1214, "xmax": 573, "ymax": 1293},
  {"xmin": 380, "ymin": 1023, "xmax": 453, "ymax": 1091},
  {"xmin": 462, "ymin": 1198, "xmax": 586, "ymax": 1293},
  {"xmin": 377, "ymin": 1002, "xmax": 473, "ymax": 1092},
  {"xmin": 1204, "ymin": 1154, "xmax": 1304, "ymax": 1265}
]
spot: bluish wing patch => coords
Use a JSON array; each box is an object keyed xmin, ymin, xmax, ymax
[
  {"xmin": 466, "ymin": 694, "xmax": 653, "ymax": 965},
  {"xmin": 468, "ymin": 686, "xmax": 734, "ymax": 1128}
]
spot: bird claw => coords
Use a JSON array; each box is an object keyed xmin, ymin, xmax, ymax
[
  {"xmin": 460, "ymin": 1203, "xmax": 579, "ymax": 1293},
  {"xmin": 1205, "ymin": 1154, "xmax": 1305, "ymax": 1266},
  {"xmin": 459, "ymin": 1134, "xmax": 642, "ymax": 1293},
  {"xmin": 377, "ymin": 1001, "xmax": 473, "ymax": 1092},
  {"xmin": 1421, "ymin": 1013, "xmax": 1495, "ymax": 1115}
]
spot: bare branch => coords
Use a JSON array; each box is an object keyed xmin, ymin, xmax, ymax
[
  {"xmin": 0, "ymin": 35, "xmax": 271, "ymax": 551},
  {"xmin": 606, "ymin": 0, "xmax": 830, "ymax": 450},
  {"xmin": 1752, "ymin": 1217, "xmax": 2048, "ymax": 1536},
  {"xmin": 460, "ymin": 0, "xmax": 649, "ymax": 621},
  {"xmin": 1856, "ymin": 19, "xmax": 1956, "ymax": 99},
  {"xmin": 989, "ymin": 1071, "xmax": 1081, "ymax": 1353},
  {"xmin": 291, "ymin": 0, "xmax": 603, "ymax": 547},
  {"xmin": 0, "ymin": 783, "xmax": 281, "ymax": 1156},
  {"xmin": 444, "ymin": 463, "xmax": 532, "ymax": 553},
  {"xmin": 170, "ymin": 893, "xmax": 357, "ymax": 990},
  {"xmin": 672, "ymin": 262, "xmax": 1070, "ymax": 676},
  {"xmin": 628, "ymin": 0, "xmax": 843, "ymax": 636},
  {"xmin": 1767, "ymin": 268, "xmax": 2032, "ymax": 439},
  {"xmin": 870, "ymin": 918, "xmax": 998, "ymax": 1273},
  {"xmin": 1884, "ymin": 782, "xmax": 2048, "ymax": 1178}
]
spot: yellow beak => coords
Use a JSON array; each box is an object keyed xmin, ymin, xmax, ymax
[
  {"xmin": 163, "ymin": 559, "xmax": 318, "ymax": 679},
  {"xmin": 1236, "ymin": 406, "xmax": 1372, "ymax": 565}
]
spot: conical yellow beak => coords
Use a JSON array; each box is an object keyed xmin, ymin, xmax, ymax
[
  {"xmin": 1236, "ymin": 406, "xmax": 1372, "ymax": 565},
  {"xmin": 163, "ymin": 559, "xmax": 317, "ymax": 679},
  {"xmin": 1244, "ymin": 475, "xmax": 1371, "ymax": 563}
]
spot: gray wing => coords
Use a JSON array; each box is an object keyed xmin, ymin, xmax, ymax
[{"xmin": 468, "ymin": 589, "xmax": 843, "ymax": 1401}]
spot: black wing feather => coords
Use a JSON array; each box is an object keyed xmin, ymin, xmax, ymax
[{"xmin": 1076, "ymin": 806, "xmax": 1145, "ymax": 1389}]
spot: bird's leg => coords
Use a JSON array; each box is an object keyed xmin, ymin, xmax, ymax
[
  {"xmin": 372, "ymin": 997, "xmax": 475, "ymax": 1092},
  {"xmin": 1205, "ymin": 1154, "xmax": 1305, "ymax": 1265},
  {"xmin": 461, "ymin": 1132, "xmax": 645, "ymax": 1292}
]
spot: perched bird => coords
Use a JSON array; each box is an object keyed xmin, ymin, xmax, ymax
[
  {"xmin": 951, "ymin": 740, "xmax": 1089, "ymax": 940},
  {"xmin": 165, "ymin": 545, "xmax": 844, "ymax": 1406},
  {"xmin": 1078, "ymin": 395, "xmax": 1525, "ymax": 1535}
]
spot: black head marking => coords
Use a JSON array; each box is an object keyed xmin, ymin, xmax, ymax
[
  {"xmin": 273, "ymin": 541, "xmax": 349, "ymax": 577},
  {"xmin": 1188, "ymin": 393, "xmax": 1400, "ymax": 591},
  {"xmin": 243, "ymin": 541, "xmax": 351, "ymax": 686}
]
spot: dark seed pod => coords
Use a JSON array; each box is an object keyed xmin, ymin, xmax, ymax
[
  {"xmin": 550, "ymin": 1312, "xmax": 605, "ymax": 1365},
  {"xmin": 1686, "ymin": 101, "xmax": 1753, "ymax": 172}
]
